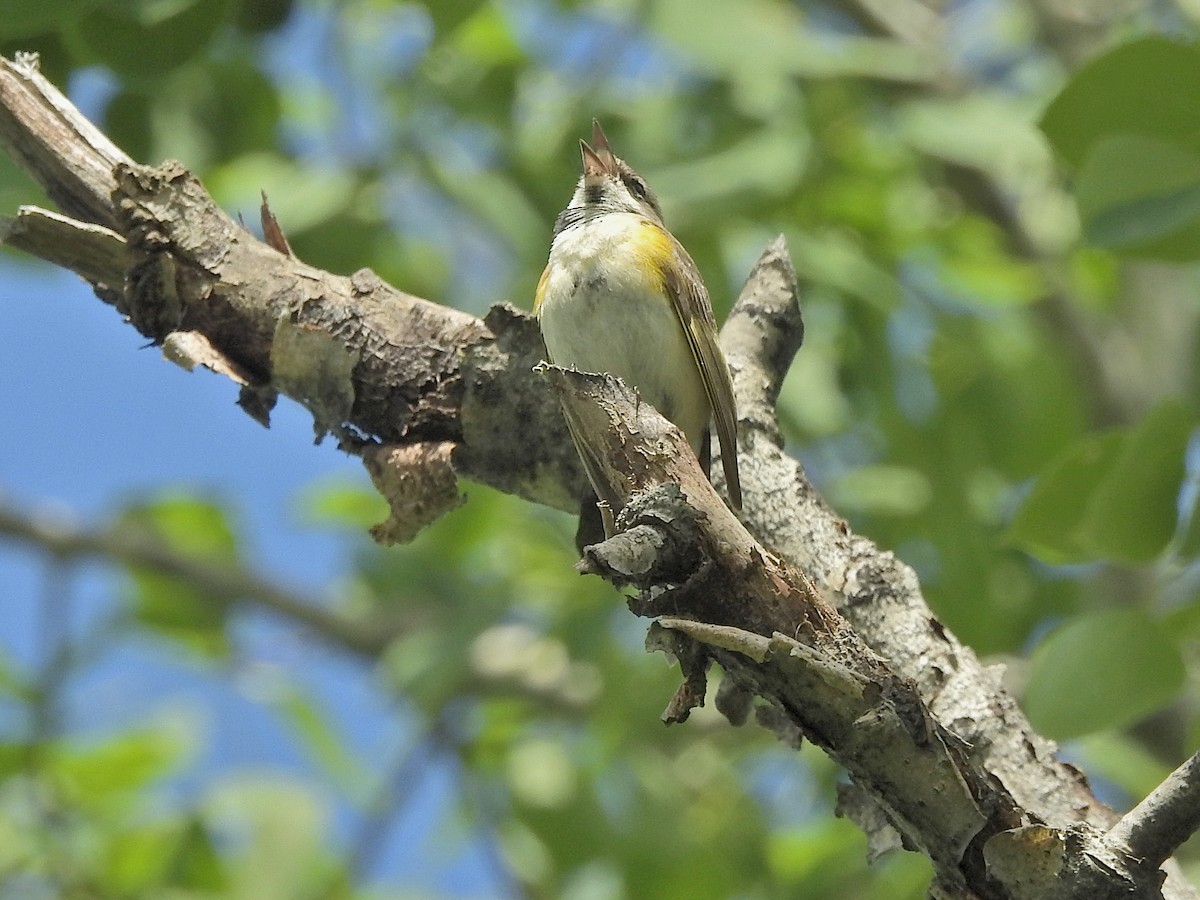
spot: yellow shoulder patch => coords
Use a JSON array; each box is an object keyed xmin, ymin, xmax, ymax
[
  {"xmin": 533, "ymin": 265, "xmax": 551, "ymax": 315},
  {"xmin": 634, "ymin": 220, "xmax": 675, "ymax": 293}
]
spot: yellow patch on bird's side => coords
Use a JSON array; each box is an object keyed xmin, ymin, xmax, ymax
[
  {"xmin": 632, "ymin": 220, "xmax": 675, "ymax": 296},
  {"xmin": 533, "ymin": 265, "xmax": 551, "ymax": 315}
]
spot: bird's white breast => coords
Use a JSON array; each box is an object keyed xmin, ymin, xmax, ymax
[{"xmin": 537, "ymin": 213, "xmax": 709, "ymax": 452}]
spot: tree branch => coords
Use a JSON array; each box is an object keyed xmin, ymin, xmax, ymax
[
  {"xmin": 1, "ymin": 205, "xmax": 128, "ymax": 287},
  {"xmin": 542, "ymin": 363, "xmax": 1189, "ymax": 897},
  {"xmin": 1109, "ymin": 751, "xmax": 1200, "ymax": 871},
  {"xmin": 0, "ymin": 494, "xmax": 393, "ymax": 657},
  {"xmin": 0, "ymin": 52, "xmax": 128, "ymax": 227}
]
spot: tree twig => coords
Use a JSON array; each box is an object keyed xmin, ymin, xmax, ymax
[
  {"xmin": 0, "ymin": 52, "xmax": 129, "ymax": 227},
  {"xmin": 0, "ymin": 206, "xmax": 128, "ymax": 288},
  {"xmin": 1109, "ymin": 751, "xmax": 1200, "ymax": 870},
  {"xmin": 0, "ymin": 495, "xmax": 394, "ymax": 657}
]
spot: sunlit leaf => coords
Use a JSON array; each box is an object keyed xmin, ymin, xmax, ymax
[
  {"xmin": 769, "ymin": 819, "xmax": 932, "ymax": 896},
  {"xmin": 1006, "ymin": 432, "xmax": 1124, "ymax": 564},
  {"xmin": 0, "ymin": 743, "xmax": 30, "ymax": 779},
  {"xmin": 650, "ymin": 0, "xmax": 933, "ymax": 85},
  {"xmin": 112, "ymin": 493, "xmax": 241, "ymax": 655},
  {"xmin": 1009, "ymin": 402, "xmax": 1193, "ymax": 565},
  {"xmin": 1076, "ymin": 135, "xmax": 1200, "ymax": 260},
  {"xmin": 53, "ymin": 730, "xmax": 184, "ymax": 813},
  {"xmin": 275, "ymin": 687, "xmax": 371, "ymax": 799},
  {"xmin": 103, "ymin": 819, "xmax": 228, "ymax": 894},
  {"xmin": 432, "ymin": 167, "xmax": 545, "ymax": 256},
  {"xmin": 296, "ymin": 478, "xmax": 389, "ymax": 530},
  {"xmin": 125, "ymin": 570, "xmax": 229, "ymax": 655},
  {"xmin": 788, "ymin": 230, "xmax": 900, "ymax": 311},
  {"xmin": 205, "ymin": 153, "xmax": 357, "ymax": 234},
  {"xmin": 1024, "ymin": 609, "xmax": 1184, "ymax": 738},
  {"xmin": 203, "ymin": 776, "xmax": 330, "ymax": 897},
  {"xmin": 381, "ymin": 629, "xmax": 467, "ymax": 714},
  {"xmin": 1177, "ymin": 427, "xmax": 1200, "ymax": 555},
  {"xmin": 115, "ymin": 493, "xmax": 240, "ymax": 563},
  {"xmin": 424, "ymin": 0, "xmax": 489, "ymax": 33},
  {"xmin": 1077, "ymin": 400, "xmax": 1193, "ymax": 563},
  {"xmin": 651, "ymin": 125, "xmax": 810, "ymax": 213},
  {"xmin": 1040, "ymin": 37, "xmax": 1200, "ymax": 170},
  {"xmin": 902, "ymin": 94, "xmax": 1048, "ymax": 176},
  {"xmin": 451, "ymin": 3, "xmax": 523, "ymax": 66},
  {"xmin": 1077, "ymin": 732, "xmax": 1174, "ymax": 802},
  {"xmin": 826, "ymin": 465, "xmax": 932, "ymax": 517}
]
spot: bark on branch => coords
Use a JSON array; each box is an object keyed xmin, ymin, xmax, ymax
[
  {"xmin": 1110, "ymin": 752, "xmax": 1200, "ymax": 871},
  {"xmin": 1, "ymin": 52, "xmax": 1196, "ymax": 898}
]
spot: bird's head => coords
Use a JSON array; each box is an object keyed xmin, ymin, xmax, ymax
[{"xmin": 554, "ymin": 119, "xmax": 664, "ymax": 234}]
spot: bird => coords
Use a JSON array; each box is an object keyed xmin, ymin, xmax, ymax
[{"xmin": 534, "ymin": 119, "xmax": 741, "ymax": 547}]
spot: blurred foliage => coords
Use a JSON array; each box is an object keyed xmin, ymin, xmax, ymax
[{"xmin": 2, "ymin": 0, "xmax": 1200, "ymax": 896}]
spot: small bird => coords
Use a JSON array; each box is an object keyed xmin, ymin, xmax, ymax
[{"xmin": 535, "ymin": 120, "xmax": 741, "ymax": 545}]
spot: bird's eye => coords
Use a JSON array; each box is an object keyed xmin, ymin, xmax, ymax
[{"xmin": 625, "ymin": 176, "xmax": 648, "ymax": 201}]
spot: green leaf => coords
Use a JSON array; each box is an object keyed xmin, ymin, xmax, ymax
[
  {"xmin": 203, "ymin": 775, "xmax": 329, "ymax": 896},
  {"xmin": 789, "ymin": 230, "xmax": 900, "ymax": 312},
  {"xmin": 103, "ymin": 824, "xmax": 179, "ymax": 893},
  {"xmin": 53, "ymin": 730, "xmax": 183, "ymax": 813},
  {"xmin": 1179, "ymin": 510, "xmax": 1200, "ymax": 561},
  {"xmin": 66, "ymin": 0, "xmax": 234, "ymax": 81},
  {"xmin": 826, "ymin": 465, "xmax": 932, "ymax": 517},
  {"xmin": 450, "ymin": 4, "xmax": 524, "ymax": 67},
  {"xmin": 1077, "ymin": 400, "xmax": 1193, "ymax": 563},
  {"xmin": 234, "ymin": 0, "xmax": 292, "ymax": 33},
  {"xmin": 1040, "ymin": 37, "xmax": 1200, "ymax": 170},
  {"xmin": 768, "ymin": 819, "xmax": 931, "ymax": 895},
  {"xmin": 432, "ymin": 167, "xmax": 545, "ymax": 257},
  {"xmin": 126, "ymin": 569, "xmax": 229, "ymax": 656},
  {"xmin": 1077, "ymin": 732, "xmax": 1174, "ymax": 801},
  {"xmin": 1006, "ymin": 432, "xmax": 1125, "ymax": 564},
  {"xmin": 202, "ymin": 60, "xmax": 285, "ymax": 161},
  {"xmin": 768, "ymin": 820, "xmax": 867, "ymax": 883},
  {"xmin": 0, "ymin": 743, "xmax": 31, "ymax": 779},
  {"xmin": 1075, "ymin": 135, "xmax": 1200, "ymax": 260},
  {"xmin": 901, "ymin": 94, "xmax": 1048, "ymax": 176},
  {"xmin": 296, "ymin": 478, "xmax": 389, "ymax": 530},
  {"xmin": 1008, "ymin": 402, "xmax": 1194, "ymax": 565},
  {"xmin": 113, "ymin": 493, "xmax": 242, "ymax": 655},
  {"xmin": 1161, "ymin": 594, "xmax": 1200, "ymax": 641},
  {"xmin": 650, "ymin": 0, "xmax": 932, "ymax": 87},
  {"xmin": 0, "ymin": 647, "xmax": 30, "ymax": 700},
  {"xmin": 424, "ymin": 0, "xmax": 491, "ymax": 33},
  {"xmin": 171, "ymin": 819, "xmax": 228, "ymax": 890},
  {"xmin": 381, "ymin": 629, "xmax": 467, "ymax": 714},
  {"xmin": 103, "ymin": 819, "xmax": 227, "ymax": 893},
  {"xmin": 115, "ymin": 493, "xmax": 240, "ymax": 563},
  {"xmin": 1024, "ymin": 609, "xmax": 1184, "ymax": 739},
  {"xmin": 1173, "ymin": 430, "xmax": 1200, "ymax": 558},
  {"xmin": 0, "ymin": 0, "xmax": 100, "ymax": 39},
  {"xmin": 205, "ymin": 153, "xmax": 356, "ymax": 234},
  {"xmin": 275, "ymin": 687, "xmax": 371, "ymax": 799},
  {"xmin": 939, "ymin": 252, "xmax": 1044, "ymax": 307}
]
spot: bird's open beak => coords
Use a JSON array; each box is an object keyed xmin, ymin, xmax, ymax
[{"xmin": 580, "ymin": 118, "xmax": 617, "ymax": 177}]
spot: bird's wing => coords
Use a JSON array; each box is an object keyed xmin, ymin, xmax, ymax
[{"xmin": 657, "ymin": 234, "xmax": 742, "ymax": 510}]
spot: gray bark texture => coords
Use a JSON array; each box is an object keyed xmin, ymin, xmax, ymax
[{"xmin": 1, "ymin": 52, "xmax": 1196, "ymax": 899}]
